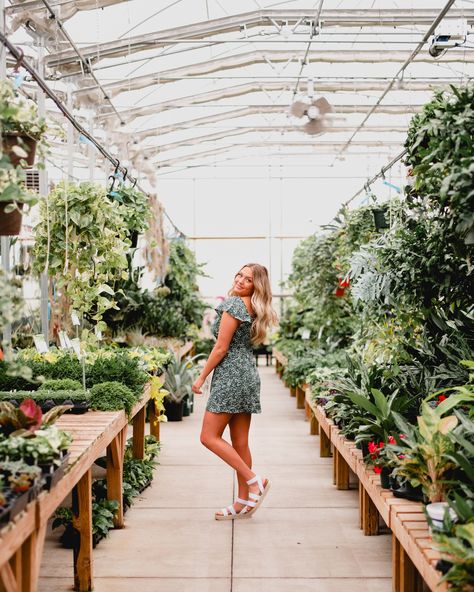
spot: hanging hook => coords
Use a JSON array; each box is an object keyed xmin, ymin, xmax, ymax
[
  {"xmin": 131, "ymin": 177, "xmax": 137, "ymax": 189},
  {"xmin": 108, "ymin": 161, "xmax": 120, "ymax": 193},
  {"xmin": 13, "ymin": 48, "xmax": 24, "ymax": 73}
]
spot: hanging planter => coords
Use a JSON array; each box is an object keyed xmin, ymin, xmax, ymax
[
  {"xmin": 2, "ymin": 133, "xmax": 37, "ymax": 168},
  {"xmin": 0, "ymin": 202, "xmax": 23, "ymax": 236},
  {"xmin": 372, "ymin": 208, "xmax": 389, "ymax": 231}
]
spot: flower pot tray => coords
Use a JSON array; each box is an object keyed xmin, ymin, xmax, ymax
[{"xmin": 40, "ymin": 452, "xmax": 71, "ymax": 492}]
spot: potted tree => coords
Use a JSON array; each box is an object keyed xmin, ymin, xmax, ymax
[{"xmin": 0, "ymin": 80, "xmax": 47, "ymax": 167}]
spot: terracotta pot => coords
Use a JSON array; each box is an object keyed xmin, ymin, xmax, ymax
[
  {"xmin": 2, "ymin": 132, "xmax": 37, "ymax": 167},
  {"xmin": 0, "ymin": 202, "xmax": 23, "ymax": 236}
]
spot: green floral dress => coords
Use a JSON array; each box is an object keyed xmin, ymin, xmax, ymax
[{"xmin": 206, "ymin": 296, "xmax": 261, "ymax": 414}]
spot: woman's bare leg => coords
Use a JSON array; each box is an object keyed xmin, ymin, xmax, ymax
[
  {"xmin": 229, "ymin": 413, "xmax": 252, "ymax": 504},
  {"xmin": 200, "ymin": 411, "xmax": 255, "ymax": 482}
]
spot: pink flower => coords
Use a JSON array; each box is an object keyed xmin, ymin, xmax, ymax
[{"xmin": 19, "ymin": 399, "xmax": 43, "ymax": 431}]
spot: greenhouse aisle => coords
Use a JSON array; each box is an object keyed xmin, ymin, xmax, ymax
[{"xmin": 39, "ymin": 365, "xmax": 391, "ymax": 592}]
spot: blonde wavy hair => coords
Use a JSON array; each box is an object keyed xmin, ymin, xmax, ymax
[{"xmin": 229, "ymin": 263, "xmax": 278, "ymax": 345}]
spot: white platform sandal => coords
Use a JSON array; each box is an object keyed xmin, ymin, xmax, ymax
[
  {"xmin": 243, "ymin": 475, "xmax": 271, "ymax": 517},
  {"xmin": 215, "ymin": 497, "xmax": 253, "ymax": 521}
]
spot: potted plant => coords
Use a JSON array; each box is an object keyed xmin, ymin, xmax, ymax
[
  {"xmin": 388, "ymin": 403, "xmax": 460, "ymax": 527},
  {"xmin": 107, "ymin": 185, "xmax": 150, "ymax": 247},
  {"xmin": 0, "ymin": 156, "xmax": 37, "ymax": 235},
  {"xmin": 32, "ymin": 181, "xmax": 130, "ymax": 327},
  {"xmin": 0, "ymin": 79, "xmax": 47, "ymax": 167},
  {"xmin": 163, "ymin": 353, "xmax": 202, "ymax": 421}
]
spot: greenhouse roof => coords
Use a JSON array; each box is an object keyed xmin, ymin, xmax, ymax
[{"xmin": 5, "ymin": 0, "xmax": 474, "ymax": 188}]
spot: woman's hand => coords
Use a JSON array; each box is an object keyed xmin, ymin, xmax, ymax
[{"xmin": 192, "ymin": 376, "xmax": 205, "ymax": 395}]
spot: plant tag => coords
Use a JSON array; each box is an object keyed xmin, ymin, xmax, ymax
[
  {"xmin": 70, "ymin": 338, "xmax": 82, "ymax": 360},
  {"xmin": 301, "ymin": 328, "xmax": 311, "ymax": 340},
  {"xmin": 71, "ymin": 311, "xmax": 81, "ymax": 326},
  {"xmin": 64, "ymin": 333, "xmax": 73, "ymax": 349},
  {"xmin": 95, "ymin": 326, "xmax": 103, "ymax": 341},
  {"xmin": 58, "ymin": 330, "xmax": 68, "ymax": 349},
  {"xmin": 33, "ymin": 334, "xmax": 49, "ymax": 354}
]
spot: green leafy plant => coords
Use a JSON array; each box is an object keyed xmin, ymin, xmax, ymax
[
  {"xmin": 163, "ymin": 353, "xmax": 202, "ymax": 403},
  {"xmin": 89, "ymin": 381, "xmax": 138, "ymax": 416},
  {"xmin": 107, "ymin": 186, "xmax": 150, "ymax": 238},
  {"xmin": 0, "ymin": 460, "xmax": 41, "ymax": 493},
  {"xmin": 0, "ymin": 425, "xmax": 72, "ymax": 466},
  {"xmin": 38, "ymin": 378, "xmax": 83, "ymax": 391},
  {"xmin": 0, "ymin": 156, "xmax": 37, "ymax": 208},
  {"xmin": 388, "ymin": 403, "xmax": 460, "ymax": 503},
  {"xmin": 0, "ymin": 79, "xmax": 47, "ymax": 140},
  {"xmin": 433, "ymin": 523, "xmax": 474, "ymax": 591},
  {"xmin": 32, "ymin": 181, "xmax": 130, "ymax": 324}
]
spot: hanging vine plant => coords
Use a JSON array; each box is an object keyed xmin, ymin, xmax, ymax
[{"xmin": 32, "ymin": 182, "xmax": 130, "ymax": 328}]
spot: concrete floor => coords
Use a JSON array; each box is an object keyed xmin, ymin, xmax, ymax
[{"xmin": 39, "ymin": 364, "xmax": 392, "ymax": 592}]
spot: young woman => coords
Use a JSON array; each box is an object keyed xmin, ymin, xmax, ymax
[{"xmin": 192, "ymin": 263, "xmax": 278, "ymax": 520}]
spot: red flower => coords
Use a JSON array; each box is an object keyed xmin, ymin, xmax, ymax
[
  {"xmin": 335, "ymin": 287, "xmax": 346, "ymax": 297},
  {"xmin": 338, "ymin": 277, "xmax": 350, "ymax": 288},
  {"xmin": 374, "ymin": 466, "xmax": 382, "ymax": 474},
  {"xmin": 388, "ymin": 435, "xmax": 396, "ymax": 445},
  {"xmin": 368, "ymin": 441, "xmax": 378, "ymax": 454},
  {"xmin": 436, "ymin": 394, "xmax": 447, "ymax": 406}
]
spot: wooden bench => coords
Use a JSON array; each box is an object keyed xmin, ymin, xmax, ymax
[
  {"xmin": 302, "ymin": 392, "xmax": 447, "ymax": 592},
  {"xmin": 0, "ymin": 384, "xmax": 151, "ymax": 592},
  {"xmin": 272, "ymin": 348, "xmax": 287, "ymax": 378}
]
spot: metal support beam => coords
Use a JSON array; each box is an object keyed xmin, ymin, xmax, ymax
[
  {"xmin": 73, "ymin": 49, "xmax": 473, "ymax": 103},
  {"xmin": 45, "ymin": 8, "xmax": 474, "ymax": 71},
  {"xmin": 36, "ymin": 38, "xmax": 50, "ymax": 343}
]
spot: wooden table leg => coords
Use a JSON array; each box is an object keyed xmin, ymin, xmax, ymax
[
  {"xmin": 392, "ymin": 534, "xmax": 424, "ymax": 592},
  {"xmin": 290, "ymin": 386, "xmax": 296, "ymax": 397},
  {"xmin": 335, "ymin": 450, "xmax": 350, "ymax": 490},
  {"xmin": 320, "ymin": 428, "xmax": 332, "ymax": 458},
  {"xmin": 362, "ymin": 485, "xmax": 379, "ymax": 535},
  {"xmin": 310, "ymin": 411, "xmax": 319, "ymax": 436},
  {"xmin": 359, "ymin": 481, "xmax": 364, "ymax": 530},
  {"xmin": 106, "ymin": 427, "xmax": 127, "ymax": 529},
  {"xmin": 296, "ymin": 387, "xmax": 305, "ymax": 409},
  {"xmin": 132, "ymin": 406, "xmax": 146, "ymax": 460},
  {"xmin": 21, "ymin": 520, "xmax": 47, "ymax": 592},
  {"xmin": 0, "ymin": 561, "xmax": 17, "ymax": 592},
  {"xmin": 72, "ymin": 468, "xmax": 93, "ymax": 592}
]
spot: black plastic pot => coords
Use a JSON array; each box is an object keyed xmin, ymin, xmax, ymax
[
  {"xmin": 372, "ymin": 208, "xmax": 389, "ymax": 231},
  {"xmin": 182, "ymin": 395, "xmax": 190, "ymax": 417},
  {"xmin": 40, "ymin": 452, "xmax": 70, "ymax": 491},
  {"xmin": 360, "ymin": 441, "xmax": 370, "ymax": 458},
  {"xmin": 9, "ymin": 489, "xmax": 30, "ymax": 520},
  {"xmin": 380, "ymin": 466, "xmax": 391, "ymax": 490},
  {"xmin": 163, "ymin": 398, "xmax": 184, "ymax": 422},
  {"xmin": 391, "ymin": 480, "xmax": 425, "ymax": 503},
  {"xmin": 436, "ymin": 559, "xmax": 452, "ymax": 575}
]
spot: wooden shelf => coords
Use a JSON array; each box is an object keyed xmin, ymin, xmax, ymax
[
  {"xmin": 0, "ymin": 385, "xmax": 151, "ymax": 592},
  {"xmin": 295, "ymin": 373, "xmax": 447, "ymax": 592}
]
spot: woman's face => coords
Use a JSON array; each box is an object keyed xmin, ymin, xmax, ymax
[{"xmin": 233, "ymin": 266, "xmax": 254, "ymax": 297}]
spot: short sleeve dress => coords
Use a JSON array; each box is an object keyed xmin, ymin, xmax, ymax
[{"xmin": 206, "ymin": 295, "xmax": 261, "ymax": 414}]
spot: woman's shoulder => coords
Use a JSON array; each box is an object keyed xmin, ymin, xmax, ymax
[{"xmin": 215, "ymin": 295, "xmax": 252, "ymax": 322}]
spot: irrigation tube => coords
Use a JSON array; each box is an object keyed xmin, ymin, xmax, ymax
[{"xmin": 344, "ymin": 148, "xmax": 408, "ymax": 206}]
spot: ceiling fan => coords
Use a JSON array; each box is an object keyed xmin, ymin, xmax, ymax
[{"xmin": 289, "ymin": 96, "xmax": 335, "ymax": 135}]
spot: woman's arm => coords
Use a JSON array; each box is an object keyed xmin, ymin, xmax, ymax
[{"xmin": 192, "ymin": 312, "xmax": 239, "ymax": 394}]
